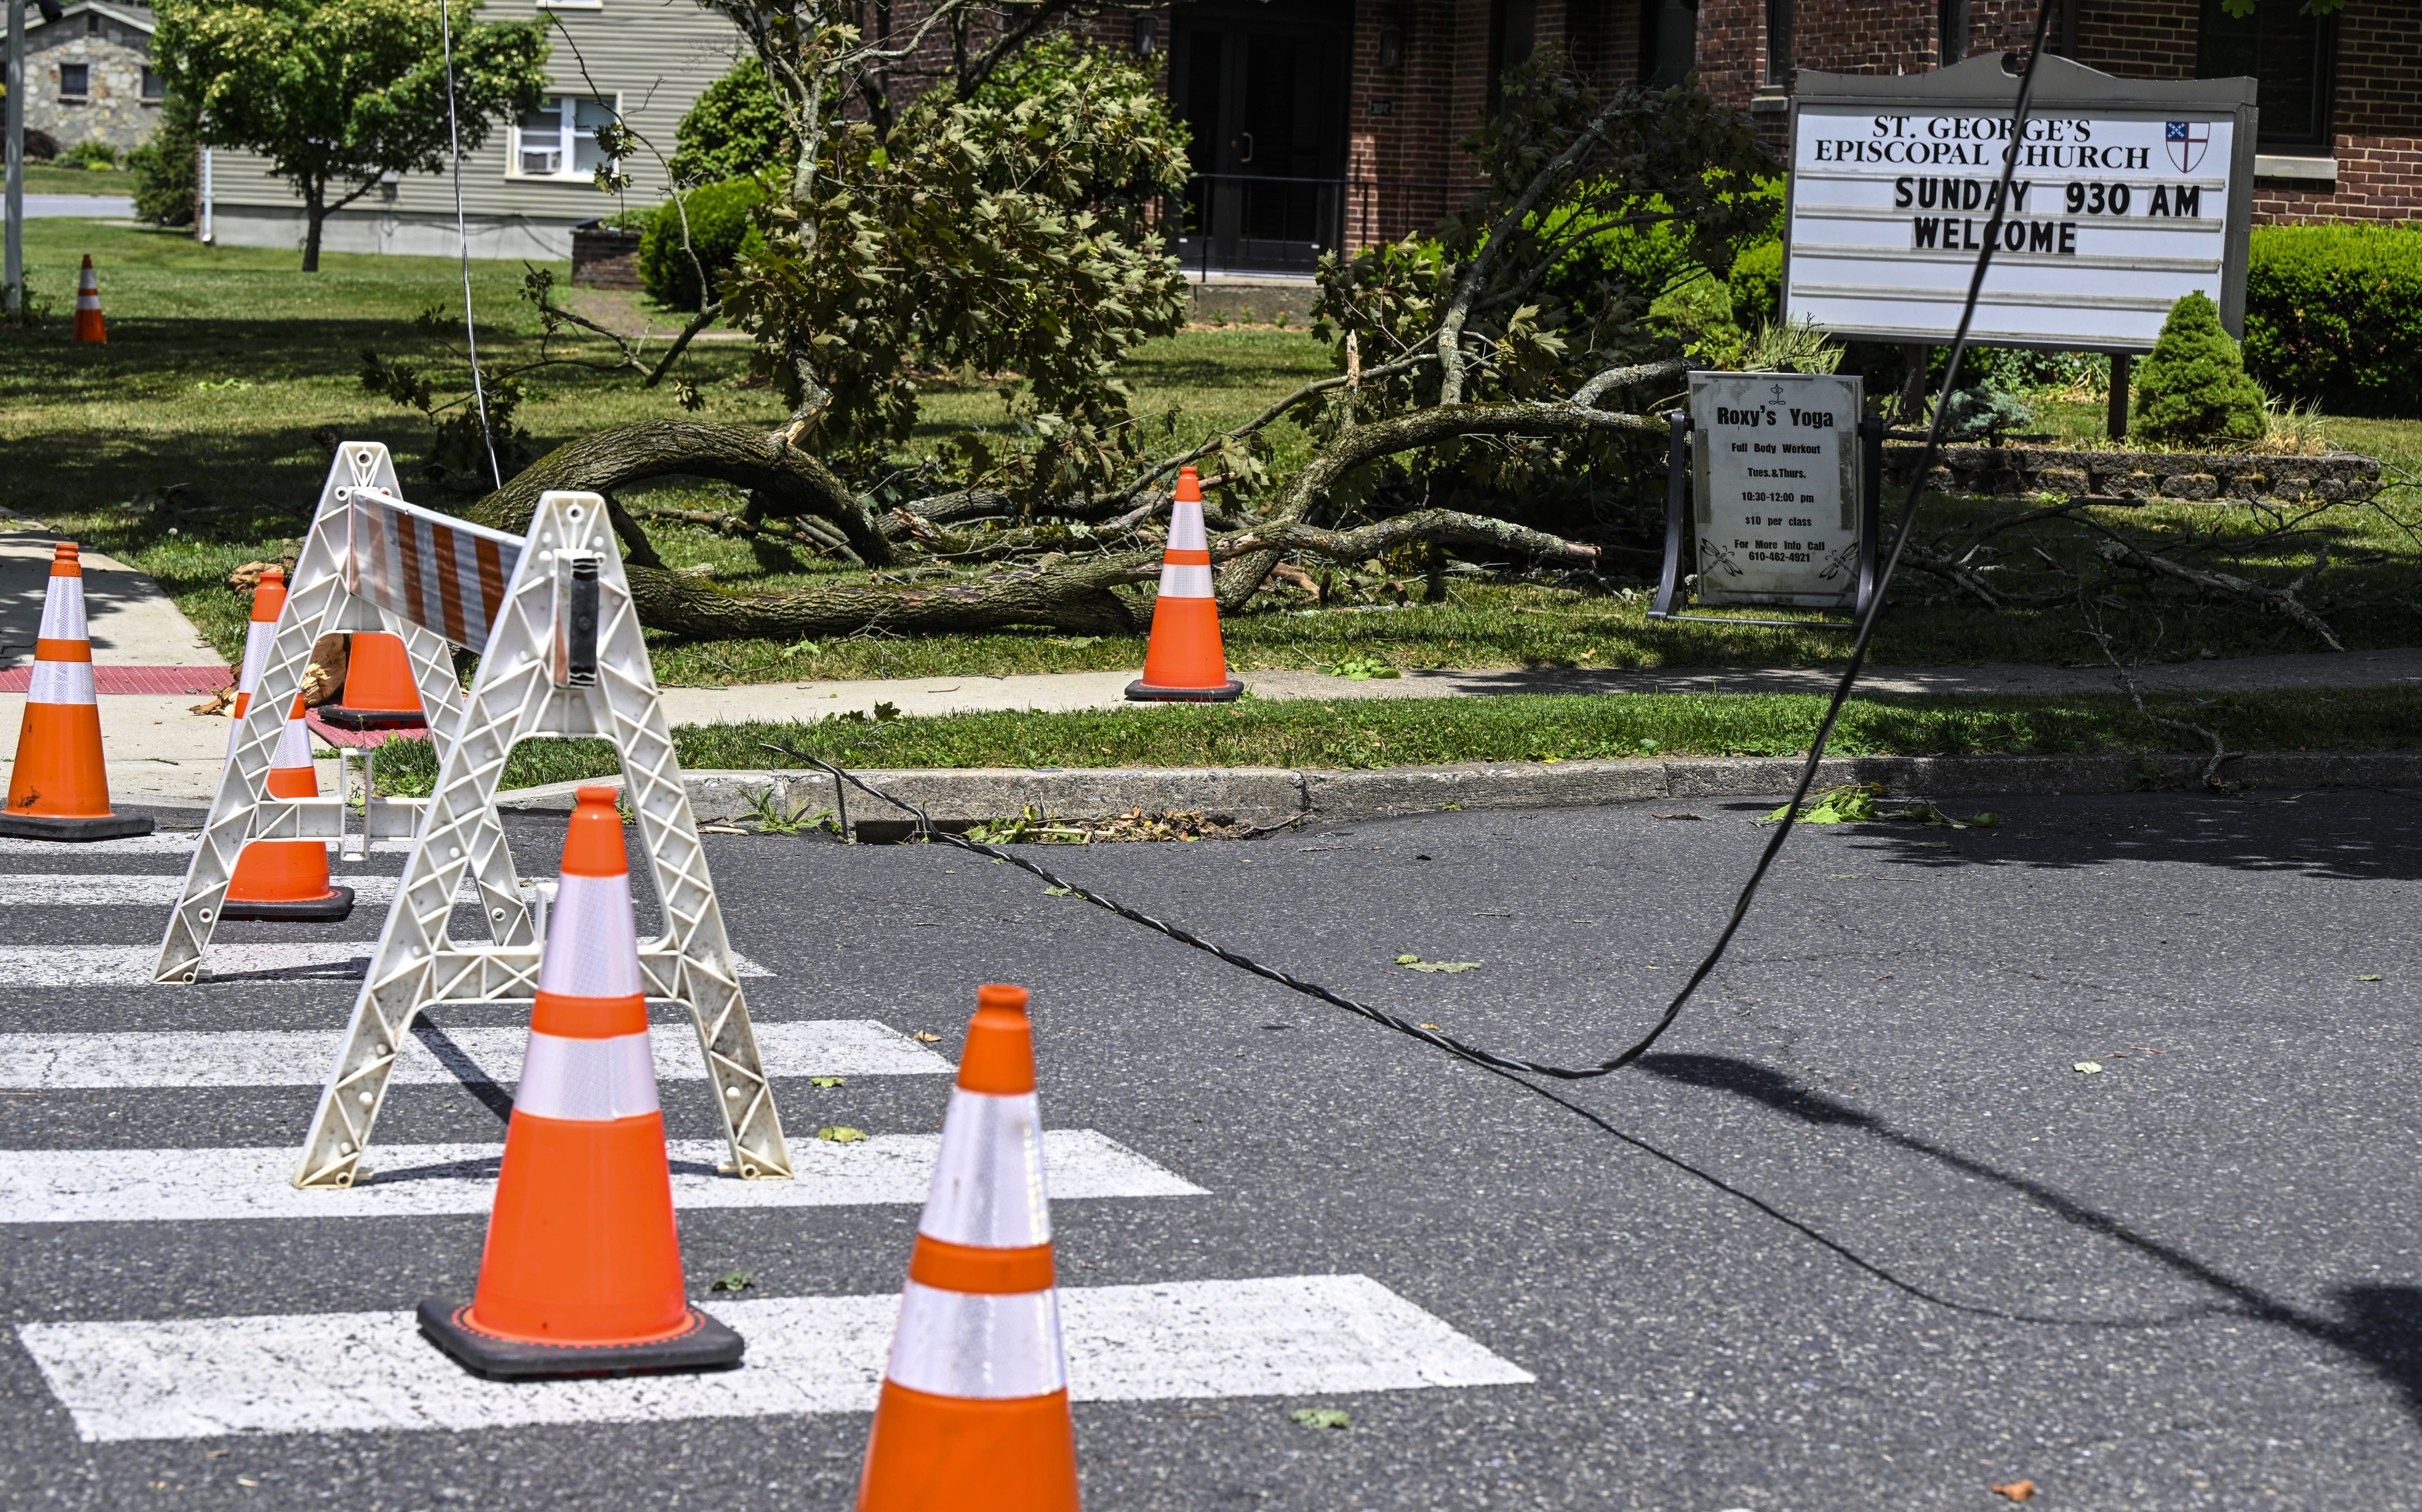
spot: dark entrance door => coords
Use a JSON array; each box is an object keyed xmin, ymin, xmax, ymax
[{"xmin": 1170, "ymin": 1, "xmax": 1351, "ymax": 273}]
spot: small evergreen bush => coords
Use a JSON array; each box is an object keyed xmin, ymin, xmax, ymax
[
  {"xmin": 2242, "ymin": 224, "xmax": 2422, "ymax": 417},
  {"xmin": 128, "ymin": 93, "xmax": 201, "ymax": 227},
  {"xmin": 637, "ymin": 176, "xmax": 767, "ymax": 311},
  {"xmin": 1727, "ymin": 238, "xmax": 1783, "ymax": 330},
  {"xmin": 2132, "ymin": 291, "xmax": 2267, "ymax": 447}
]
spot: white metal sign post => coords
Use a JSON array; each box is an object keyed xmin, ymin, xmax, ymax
[
  {"xmin": 1652, "ymin": 372, "xmax": 1881, "ymax": 630},
  {"xmin": 1782, "ymin": 54, "xmax": 2258, "ymax": 352}
]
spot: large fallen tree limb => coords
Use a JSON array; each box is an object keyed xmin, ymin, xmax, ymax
[
  {"xmin": 2094, "ymin": 537, "xmax": 2342, "ymax": 650},
  {"xmin": 466, "ymin": 418, "xmax": 899, "ymax": 568}
]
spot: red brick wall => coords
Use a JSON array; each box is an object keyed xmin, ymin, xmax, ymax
[{"xmin": 2071, "ymin": 0, "xmax": 2199, "ymax": 79}]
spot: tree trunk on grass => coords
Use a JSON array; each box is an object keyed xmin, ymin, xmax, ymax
[
  {"xmin": 301, "ymin": 184, "xmax": 326, "ymax": 273},
  {"xmin": 462, "ymin": 409, "xmax": 1627, "ymax": 644}
]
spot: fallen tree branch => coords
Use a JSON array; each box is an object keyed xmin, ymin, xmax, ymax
[{"xmin": 2093, "ymin": 537, "xmax": 2342, "ymax": 650}]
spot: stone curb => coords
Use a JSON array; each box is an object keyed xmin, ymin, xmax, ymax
[{"xmin": 488, "ymin": 751, "xmax": 2422, "ymax": 833}]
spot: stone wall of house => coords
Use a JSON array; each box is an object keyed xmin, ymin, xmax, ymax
[{"xmin": 26, "ymin": 20, "xmax": 159, "ymax": 156}]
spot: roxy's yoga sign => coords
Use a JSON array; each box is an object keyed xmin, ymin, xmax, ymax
[{"xmin": 1778, "ymin": 54, "xmax": 2258, "ymax": 353}]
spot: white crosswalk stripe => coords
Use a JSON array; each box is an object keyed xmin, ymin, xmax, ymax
[
  {"xmin": 0, "ymin": 942, "xmax": 776, "ymax": 985},
  {"xmin": 0, "ymin": 832, "xmax": 1534, "ymax": 1451},
  {"xmin": 0, "ymin": 874, "xmax": 519, "ymax": 908},
  {"xmin": 0, "ymin": 1018, "xmax": 950, "ymax": 1088},
  {"xmin": 0, "ymin": 1130, "xmax": 1204, "ymax": 1223},
  {"xmin": 19, "ymin": 1275, "xmax": 1535, "ymax": 1442},
  {"xmin": 0, "ymin": 832, "xmax": 410, "ymax": 856}
]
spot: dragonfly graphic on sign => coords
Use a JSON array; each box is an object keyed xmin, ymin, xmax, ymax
[{"xmin": 2166, "ymin": 120, "xmax": 2211, "ymax": 174}]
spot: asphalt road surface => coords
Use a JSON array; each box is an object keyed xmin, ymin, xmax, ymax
[{"xmin": 3, "ymin": 787, "xmax": 2420, "ymax": 1511}]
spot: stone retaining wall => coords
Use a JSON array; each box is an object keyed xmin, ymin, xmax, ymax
[{"xmin": 1882, "ymin": 444, "xmax": 2383, "ymax": 504}]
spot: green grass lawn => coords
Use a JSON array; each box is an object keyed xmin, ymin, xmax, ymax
[
  {"xmin": 363, "ymin": 685, "xmax": 2422, "ymax": 794},
  {"xmin": 6, "ymin": 219, "xmax": 2419, "ymax": 689},
  {"xmin": 18, "ymin": 163, "xmax": 135, "ymax": 196}
]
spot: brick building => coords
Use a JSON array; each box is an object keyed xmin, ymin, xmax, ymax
[
  {"xmin": 1692, "ymin": 0, "xmax": 2415, "ymax": 225},
  {"xmin": 1127, "ymin": 0, "xmax": 2414, "ymax": 271}
]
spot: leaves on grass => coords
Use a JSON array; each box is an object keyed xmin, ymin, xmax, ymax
[
  {"xmin": 809, "ymin": 1076, "xmax": 845, "ymax": 1088},
  {"xmin": 1396, "ymin": 955, "xmax": 1481, "ymax": 973},
  {"xmin": 711, "ymin": 1269, "xmax": 754, "ymax": 1293},
  {"xmin": 2073, "ymin": 1062, "xmax": 2104, "ymax": 1075},
  {"xmin": 1991, "ymin": 1481, "xmax": 2037, "ymax": 1503},
  {"xmin": 1288, "ymin": 1407, "xmax": 1351, "ymax": 1430},
  {"xmin": 816, "ymin": 1126, "xmax": 869, "ymax": 1143},
  {"xmin": 1322, "ymin": 656, "xmax": 1400, "ymax": 680}
]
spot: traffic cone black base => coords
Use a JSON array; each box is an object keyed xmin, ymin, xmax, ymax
[
  {"xmin": 217, "ymin": 884, "xmax": 355, "ymax": 922},
  {"xmin": 416, "ymin": 1297, "xmax": 744, "ymax": 1380},
  {"xmin": 1123, "ymin": 677, "xmax": 1244, "ymax": 703},
  {"xmin": 315, "ymin": 708, "xmax": 429, "ymax": 731},
  {"xmin": 0, "ymin": 811, "xmax": 154, "ymax": 842}
]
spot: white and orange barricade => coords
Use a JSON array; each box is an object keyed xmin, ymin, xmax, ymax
[
  {"xmin": 1126, "ymin": 465, "xmax": 1242, "ymax": 703},
  {"xmin": 71, "ymin": 255, "xmax": 106, "ymax": 344},
  {"xmin": 217, "ymin": 566, "xmax": 353, "ymax": 920},
  {"xmin": 149, "ymin": 441, "xmax": 790, "ymax": 1193},
  {"xmin": 0, "ymin": 543, "xmax": 153, "ymax": 841},
  {"xmin": 419, "ymin": 784, "xmax": 743, "ymax": 1377},
  {"xmin": 858, "ymin": 982, "xmax": 1081, "ymax": 1512}
]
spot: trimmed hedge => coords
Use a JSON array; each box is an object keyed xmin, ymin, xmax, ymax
[
  {"xmin": 2242, "ymin": 224, "xmax": 2422, "ymax": 417},
  {"xmin": 636, "ymin": 176, "xmax": 767, "ymax": 311}
]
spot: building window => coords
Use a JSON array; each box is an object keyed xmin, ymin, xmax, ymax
[
  {"xmin": 1937, "ymin": 0, "xmax": 1970, "ymax": 66},
  {"xmin": 141, "ymin": 67, "xmax": 166, "ymax": 101},
  {"xmin": 512, "ymin": 95, "xmax": 617, "ymax": 178},
  {"xmin": 2199, "ymin": 0, "xmax": 2335, "ymax": 150},
  {"xmin": 1487, "ymin": 0, "xmax": 1536, "ymax": 118},
  {"xmin": 1643, "ymin": 0, "xmax": 1697, "ymax": 89},
  {"xmin": 57, "ymin": 62, "xmax": 89, "ymax": 99},
  {"xmin": 1764, "ymin": 0, "xmax": 1791, "ymax": 89}
]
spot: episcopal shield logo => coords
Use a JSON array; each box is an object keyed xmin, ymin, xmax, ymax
[{"xmin": 2166, "ymin": 120, "xmax": 2210, "ymax": 174}]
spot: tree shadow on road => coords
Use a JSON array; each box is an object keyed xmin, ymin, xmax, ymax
[{"xmin": 1619, "ymin": 1052, "xmax": 2422, "ymax": 1431}]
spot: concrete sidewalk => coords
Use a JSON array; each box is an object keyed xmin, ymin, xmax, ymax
[
  {"xmin": 0, "ymin": 514, "xmax": 232, "ymax": 803},
  {"xmin": 664, "ymin": 646, "xmax": 2422, "ymax": 726}
]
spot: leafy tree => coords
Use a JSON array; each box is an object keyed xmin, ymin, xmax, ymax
[
  {"xmin": 716, "ymin": 39, "xmax": 1191, "ymax": 478},
  {"xmin": 2132, "ymin": 291, "xmax": 2267, "ymax": 447},
  {"xmin": 667, "ymin": 62, "xmax": 794, "ymax": 186},
  {"xmin": 127, "ymin": 90, "xmax": 202, "ymax": 227},
  {"xmin": 153, "ymin": 0, "xmax": 550, "ymax": 270}
]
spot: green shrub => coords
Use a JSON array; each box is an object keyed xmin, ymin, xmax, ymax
[
  {"xmin": 667, "ymin": 62, "xmax": 793, "ymax": 187},
  {"xmin": 1727, "ymin": 238, "xmax": 1782, "ymax": 330},
  {"xmin": 61, "ymin": 137, "xmax": 121, "ymax": 170},
  {"xmin": 2243, "ymin": 224, "xmax": 2422, "ymax": 417},
  {"xmin": 637, "ymin": 176, "xmax": 767, "ymax": 311},
  {"xmin": 127, "ymin": 93, "xmax": 201, "ymax": 227},
  {"xmin": 2132, "ymin": 291, "xmax": 2267, "ymax": 447}
]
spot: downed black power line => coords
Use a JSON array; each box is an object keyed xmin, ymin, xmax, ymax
[{"xmin": 768, "ymin": 3, "xmax": 2059, "ymax": 1081}]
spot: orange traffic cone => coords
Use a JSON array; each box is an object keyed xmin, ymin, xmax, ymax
[
  {"xmin": 0, "ymin": 544, "xmax": 153, "ymax": 841},
  {"xmin": 71, "ymin": 255, "xmax": 106, "ymax": 343},
  {"xmin": 1126, "ymin": 466, "xmax": 1241, "ymax": 702},
  {"xmin": 856, "ymin": 982, "xmax": 1080, "ymax": 1512},
  {"xmin": 317, "ymin": 633, "xmax": 429, "ymax": 731},
  {"xmin": 220, "ymin": 567, "xmax": 353, "ymax": 921},
  {"xmin": 419, "ymin": 784, "xmax": 744, "ymax": 1379}
]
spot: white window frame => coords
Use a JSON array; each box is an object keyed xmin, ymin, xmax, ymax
[
  {"xmin": 57, "ymin": 62, "xmax": 91, "ymax": 101},
  {"xmin": 508, "ymin": 93, "xmax": 620, "ymax": 181}
]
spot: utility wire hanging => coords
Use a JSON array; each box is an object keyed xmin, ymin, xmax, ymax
[
  {"xmin": 437, "ymin": 0, "xmax": 503, "ymax": 491},
  {"xmin": 776, "ymin": 2, "xmax": 2062, "ymax": 1084}
]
